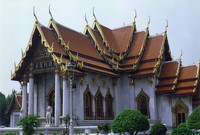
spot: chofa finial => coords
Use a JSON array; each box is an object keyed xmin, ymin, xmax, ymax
[
  {"xmin": 133, "ymin": 9, "xmax": 137, "ymax": 24},
  {"xmin": 93, "ymin": 7, "xmax": 97, "ymax": 21},
  {"xmin": 85, "ymin": 14, "xmax": 89, "ymax": 26},
  {"xmin": 33, "ymin": 6, "xmax": 38, "ymax": 23},
  {"xmin": 164, "ymin": 19, "xmax": 168, "ymax": 33},
  {"xmin": 146, "ymin": 16, "xmax": 150, "ymax": 29},
  {"xmin": 49, "ymin": 4, "xmax": 53, "ymax": 20}
]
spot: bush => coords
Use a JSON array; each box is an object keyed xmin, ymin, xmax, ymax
[
  {"xmin": 171, "ymin": 127, "xmax": 194, "ymax": 135},
  {"xmin": 178, "ymin": 123, "xmax": 187, "ymax": 128},
  {"xmin": 111, "ymin": 109, "xmax": 149, "ymax": 135},
  {"xmin": 150, "ymin": 123, "xmax": 167, "ymax": 135},
  {"xmin": 97, "ymin": 123, "xmax": 111, "ymax": 134},
  {"xmin": 3, "ymin": 133, "xmax": 16, "ymax": 135},
  {"xmin": 18, "ymin": 115, "xmax": 40, "ymax": 135},
  {"xmin": 188, "ymin": 106, "xmax": 200, "ymax": 131}
]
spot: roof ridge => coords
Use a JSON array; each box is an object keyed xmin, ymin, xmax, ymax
[{"xmin": 54, "ymin": 21, "xmax": 87, "ymax": 37}]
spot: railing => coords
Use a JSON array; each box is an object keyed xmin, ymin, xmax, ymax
[{"xmin": 0, "ymin": 126, "xmax": 98, "ymax": 135}]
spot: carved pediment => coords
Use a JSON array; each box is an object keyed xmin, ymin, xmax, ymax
[{"xmin": 33, "ymin": 43, "xmax": 50, "ymax": 58}]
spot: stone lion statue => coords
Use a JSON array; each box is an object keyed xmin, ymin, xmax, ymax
[{"xmin": 46, "ymin": 106, "xmax": 53, "ymax": 124}]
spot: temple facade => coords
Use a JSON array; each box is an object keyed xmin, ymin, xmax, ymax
[{"xmin": 10, "ymin": 12, "xmax": 200, "ymax": 128}]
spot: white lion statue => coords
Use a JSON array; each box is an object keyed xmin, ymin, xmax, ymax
[{"xmin": 46, "ymin": 106, "xmax": 53, "ymax": 124}]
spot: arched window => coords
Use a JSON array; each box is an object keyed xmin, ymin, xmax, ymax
[
  {"xmin": 173, "ymin": 101, "xmax": 188, "ymax": 127},
  {"xmin": 105, "ymin": 89, "xmax": 114, "ymax": 119},
  {"xmin": 95, "ymin": 88, "xmax": 104, "ymax": 119},
  {"xmin": 84, "ymin": 86, "xmax": 93, "ymax": 120},
  {"xmin": 136, "ymin": 90, "xmax": 150, "ymax": 118}
]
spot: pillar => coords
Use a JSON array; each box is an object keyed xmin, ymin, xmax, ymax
[
  {"xmin": 22, "ymin": 75, "xmax": 27, "ymax": 117},
  {"xmin": 55, "ymin": 67, "xmax": 61, "ymax": 126},
  {"xmin": 28, "ymin": 72, "xmax": 34, "ymax": 115},
  {"xmin": 63, "ymin": 73, "xmax": 69, "ymax": 116}
]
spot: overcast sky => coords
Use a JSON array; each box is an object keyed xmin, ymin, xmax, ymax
[{"xmin": 0, "ymin": 0, "xmax": 200, "ymax": 95}]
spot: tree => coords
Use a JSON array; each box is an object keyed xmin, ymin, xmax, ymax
[
  {"xmin": 150, "ymin": 123, "xmax": 167, "ymax": 135},
  {"xmin": 111, "ymin": 109, "xmax": 149, "ymax": 135},
  {"xmin": 171, "ymin": 127, "xmax": 194, "ymax": 135},
  {"xmin": 0, "ymin": 92, "xmax": 7, "ymax": 125},
  {"xmin": 188, "ymin": 106, "xmax": 200, "ymax": 132},
  {"xmin": 18, "ymin": 115, "xmax": 40, "ymax": 135}
]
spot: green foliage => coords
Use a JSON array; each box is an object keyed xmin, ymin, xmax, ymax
[
  {"xmin": 3, "ymin": 132, "xmax": 16, "ymax": 135},
  {"xmin": 178, "ymin": 123, "xmax": 187, "ymax": 128},
  {"xmin": 63, "ymin": 114, "xmax": 70, "ymax": 124},
  {"xmin": 0, "ymin": 90, "xmax": 17, "ymax": 126},
  {"xmin": 188, "ymin": 106, "xmax": 200, "ymax": 131},
  {"xmin": 97, "ymin": 123, "xmax": 111, "ymax": 134},
  {"xmin": 18, "ymin": 115, "xmax": 40, "ymax": 135},
  {"xmin": 0, "ymin": 92, "xmax": 6, "ymax": 125},
  {"xmin": 111, "ymin": 109, "xmax": 149, "ymax": 135},
  {"xmin": 171, "ymin": 127, "xmax": 194, "ymax": 135},
  {"xmin": 150, "ymin": 123, "xmax": 167, "ymax": 135}
]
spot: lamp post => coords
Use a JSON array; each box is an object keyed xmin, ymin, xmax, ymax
[{"xmin": 66, "ymin": 61, "xmax": 76, "ymax": 135}]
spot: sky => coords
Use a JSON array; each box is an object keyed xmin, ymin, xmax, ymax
[{"xmin": 0, "ymin": 0, "xmax": 200, "ymax": 96}]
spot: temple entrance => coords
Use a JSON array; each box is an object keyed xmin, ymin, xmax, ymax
[{"xmin": 48, "ymin": 88, "xmax": 63, "ymax": 117}]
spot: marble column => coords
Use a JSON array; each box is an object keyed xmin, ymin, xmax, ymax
[
  {"xmin": 55, "ymin": 68, "xmax": 61, "ymax": 126},
  {"xmin": 22, "ymin": 75, "xmax": 27, "ymax": 117},
  {"xmin": 28, "ymin": 73, "xmax": 34, "ymax": 115},
  {"xmin": 63, "ymin": 73, "xmax": 69, "ymax": 116}
]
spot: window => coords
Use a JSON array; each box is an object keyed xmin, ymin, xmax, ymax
[
  {"xmin": 174, "ymin": 102, "xmax": 188, "ymax": 127},
  {"xmin": 84, "ymin": 86, "xmax": 93, "ymax": 119},
  {"xmin": 136, "ymin": 90, "xmax": 150, "ymax": 118},
  {"xmin": 105, "ymin": 90, "xmax": 114, "ymax": 119},
  {"xmin": 95, "ymin": 89, "xmax": 104, "ymax": 119}
]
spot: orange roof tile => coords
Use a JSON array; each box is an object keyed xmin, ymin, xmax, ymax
[
  {"xmin": 157, "ymin": 78, "xmax": 176, "ymax": 86},
  {"xmin": 99, "ymin": 24, "xmax": 120, "ymax": 52},
  {"xmin": 112, "ymin": 26, "xmax": 132, "ymax": 52},
  {"xmin": 159, "ymin": 61, "xmax": 179, "ymax": 78},
  {"xmin": 90, "ymin": 29, "xmax": 111, "ymax": 57},
  {"xmin": 128, "ymin": 31, "xmax": 146, "ymax": 57},
  {"xmin": 55, "ymin": 22, "xmax": 104, "ymax": 60},
  {"xmin": 178, "ymin": 65, "xmax": 198, "ymax": 80},
  {"xmin": 143, "ymin": 35, "xmax": 164, "ymax": 61}
]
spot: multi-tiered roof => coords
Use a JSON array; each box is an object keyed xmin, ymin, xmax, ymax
[{"xmin": 11, "ymin": 10, "xmax": 200, "ymax": 105}]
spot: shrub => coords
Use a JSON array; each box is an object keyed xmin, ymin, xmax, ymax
[
  {"xmin": 150, "ymin": 123, "xmax": 167, "ymax": 135},
  {"xmin": 18, "ymin": 115, "xmax": 40, "ymax": 135},
  {"xmin": 111, "ymin": 109, "xmax": 149, "ymax": 135},
  {"xmin": 97, "ymin": 123, "xmax": 111, "ymax": 134},
  {"xmin": 3, "ymin": 133, "xmax": 16, "ymax": 135},
  {"xmin": 188, "ymin": 106, "xmax": 200, "ymax": 131},
  {"xmin": 171, "ymin": 127, "xmax": 194, "ymax": 135},
  {"xmin": 178, "ymin": 123, "xmax": 187, "ymax": 128}
]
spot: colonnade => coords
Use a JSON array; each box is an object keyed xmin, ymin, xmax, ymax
[{"xmin": 21, "ymin": 69, "xmax": 70, "ymax": 126}]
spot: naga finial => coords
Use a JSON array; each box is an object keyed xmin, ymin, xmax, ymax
[
  {"xmin": 180, "ymin": 50, "xmax": 183, "ymax": 60},
  {"xmin": 93, "ymin": 7, "xmax": 97, "ymax": 21},
  {"xmin": 164, "ymin": 19, "xmax": 168, "ymax": 33},
  {"xmin": 33, "ymin": 6, "xmax": 38, "ymax": 23},
  {"xmin": 49, "ymin": 4, "xmax": 53, "ymax": 20},
  {"xmin": 146, "ymin": 16, "xmax": 150, "ymax": 29},
  {"xmin": 133, "ymin": 9, "xmax": 137, "ymax": 24},
  {"xmin": 85, "ymin": 14, "xmax": 89, "ymax": 26}
]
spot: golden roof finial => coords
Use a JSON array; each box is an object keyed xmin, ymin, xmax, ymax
[
  {"xmin": 93, "ymin": 7, "xmax": 97, "ymax": 22},
  {"xmin": 85, "ymin": 14, "xmax": 89, "ymax": 26},
  {"xmin": 49, "ymin": 4, "xmax": 53, "ymax": 20},
  {"xmin": 21, "ymin": 49, "xmax": 24, "ymax": 58},
  {"xmin": 180, "ymin": 50, "xmax": 183, "ymax": 62},
  {"xmin": 133, "ymin": 9, "xmax": 137, "ymax": 25},
  {"xmin": 146, "ymin": 16, "xmax": 150, "ymax": 29},
  {"xmin": 33, "ymin": 6, "xmax": 38, "ymax": 23},
  {"xmin": 164, "ymin": 19, "xmax": 168, "ymax": 33}
]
